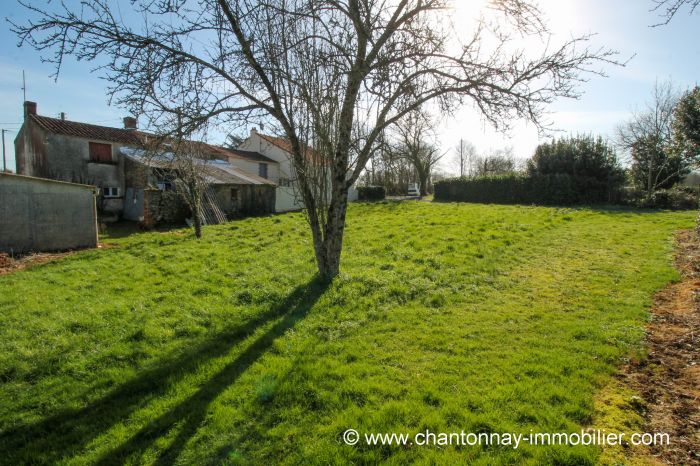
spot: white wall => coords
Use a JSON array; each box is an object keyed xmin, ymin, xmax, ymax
[
  {"xmin": 275, "ymin": 186, "xmax": 304, "ymax": 212},
  {"xmin": 226, "ymin": 157, "xmax": 280, "ymax": 184},
  {"xmin": 237, "ymin": 131, "xmax": 295, "ymax": 182},
  {"xmin": 238, "ymin": 129, "xmax": 359, "ymax": 212}
]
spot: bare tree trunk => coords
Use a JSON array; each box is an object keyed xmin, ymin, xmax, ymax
[
  {"xmin": 310, "ymin": 186, "xmax": 349, "ymax": 281},
  {"xmin": 418, "ymin": 167, "xmax": 429, "ymax": 196},
  {"xmin": 193, "ymin": 201, "xmax": 203, "ymax": 239}
]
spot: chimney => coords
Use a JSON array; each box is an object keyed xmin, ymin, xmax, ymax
[
  {"xmin": 24, "ymin": 101, "xmax": 37, "ymax": 118},
  {"xmin": 123, "ymin": 116, "xmax": 137, "ymax": 130},
  {"xmin": 60, "ymin": 112, "xmax": 66, "ymax": 121},
  {"xmin": 251, "ymin": 127, "xmax": 258, "ymax": 136}
]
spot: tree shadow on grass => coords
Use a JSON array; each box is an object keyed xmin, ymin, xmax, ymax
[{"xmin": 0, "ymin": 276, "xmax": 329, "ymax": 465}]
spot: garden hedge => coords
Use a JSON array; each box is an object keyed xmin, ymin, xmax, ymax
[
  {"xmin": 434, "ymin": 174, "xmax": 618, "ymax": 205},
  {"xmin": 357, "ymin": 186, "xmax": 386, "ymax": 201}
]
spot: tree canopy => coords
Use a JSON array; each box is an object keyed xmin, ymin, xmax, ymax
[
  {"xmin": 527, "ymin": 135, "xmax": 625, "ymax": 186},
  {"xmin": 673, "ymin": 86, "xmax": 700, "ymax": 160}
]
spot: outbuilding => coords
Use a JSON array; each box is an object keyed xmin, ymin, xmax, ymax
[
  {"xmin": 0, "ymin": 172, "xmax": 98, "ymax": 254},
  {"xmin": 120, "ymin": 148, "xmax": 276, "ymax": 225}
]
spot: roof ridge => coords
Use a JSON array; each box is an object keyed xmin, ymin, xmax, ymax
[
  {"xmin": 28, "ymin": 114, "xmax": 277, "ymax": 165},
  {"xmin": 32, "ymin": 114, "xmax": 133, "ymax": 132}
]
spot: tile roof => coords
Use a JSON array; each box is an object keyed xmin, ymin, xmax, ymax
[
  {"xmin": 226, "ymin": 148, "xmax": 277, "ymax": 164},
  {"xmin": 258, "ymin": 133, "xmax": 325, "ymax": 164},
  {"xmin": 30, "ymin": 115, "xmax": 144, "ymax": 145},
  {"xmin": 258, "ymin": 134, "xmax": 296, "ymax": 154},
  {"xmin": 30, "ymin": 114, "xmax": 275, "ymax": 164}
]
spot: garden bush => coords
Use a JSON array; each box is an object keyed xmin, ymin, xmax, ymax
[
  {"xmin": 357, "ymin": 186, "xmax": 386, "ymax": 201},
  {"xmin": 640, "ymin": 186, "xmax": 699, "ymax": 210},
  {"xmin": 527, "ymin": 136, "xmax": 625, "ymax": 182}
]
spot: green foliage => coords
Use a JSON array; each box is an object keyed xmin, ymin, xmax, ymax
[
  {"xmin": 435, "ymin": 136, "xmax": 624, "ymax": 206},
  {"xmin": 638, "ymin": 186, "xmax": 700, "ymax": 210},
  {"xmin": 357, "ymin": 185, "xmax": 386, "ymax": 201},
  {"xmin": 673, "ymin": 86, "xmax": 700, "ymax": 159},
  {"xmin": 630, "ymin": 134, "xmax": 688, "ymax": 191},
  {"xmin": 0, "ymin": 203, "xmax": 693, "ymax": 465},
  {"xmin": 434, "ymin": 174, "xmax": 617, "ymax": 205},
  {"xmin": 527, "ymin": 135, "xmax": 625, "ymax": 187}
]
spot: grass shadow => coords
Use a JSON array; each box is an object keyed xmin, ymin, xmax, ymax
[
  {"xmin": 429, "ymin": 199, "xmax": 694, "ymax": 215},
  {"xmin": 100, "ymin": 221, "xmax": 188, "ymax": 241},
  {"xmin": 0, "ymin": 276, "xmax": 328, "ymax": 465}
]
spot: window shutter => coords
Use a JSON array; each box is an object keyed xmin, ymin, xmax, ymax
[{"xmin": 89, "ymin": 142, "xmax": 113, "ymax": 163}]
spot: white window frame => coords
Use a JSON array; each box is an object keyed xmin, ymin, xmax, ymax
[{"xmin": 102, "ymin": 187, "xmax": 121, "ymax": 198}]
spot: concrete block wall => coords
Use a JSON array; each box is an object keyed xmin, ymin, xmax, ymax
[{"xmin": 0, "ymin": 173, "xmax": 98, "ymax": 254}]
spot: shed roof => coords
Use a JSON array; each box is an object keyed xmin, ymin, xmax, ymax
[
  {"xmin": 226, "ymin": 148, "xmax": 277, "ymax": 164},
  {"xmin": 200, "ymin": 164, "xmax": 276, "ymax": 185},
  {"xmin": 120, "ymin": 148, "xmax": 275, "ymax": 186}
]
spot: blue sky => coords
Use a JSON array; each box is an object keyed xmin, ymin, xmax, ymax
[{"xmin": 0, "ymin": 0, "xmax": 698, "ymax": 173}]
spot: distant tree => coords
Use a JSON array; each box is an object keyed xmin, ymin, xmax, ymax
[
  {"xmin": 652, "ymin": 0, "xmax": 700, "ymax": 25},
  {"xmin": 473, "ymin": 147, "xmax": 517, "ymax": 176},
  {"xmin": 359, "ymin": 132, "xmax": 415, "ymax": 195},
  {"xmin": 453, "ymin": 140, "xmax": 478, "ymax": 178},
  {"xmin": 616, "ymin": 81, "xmax": 688, "ymax": 195},
  {"xmin": 393, "ymin": 109, "xmax": 443, "ymax": 196},
  {"xmin": 629, "ymin": 134, "xmax": 686, "ymax": 191},
  {"xmin": 673, "ymin": 86, "xmax": 700, "ymax": 160},
  {"xmin": 527, "ymin": 135, "xmax": 625, "ymax": 186}
]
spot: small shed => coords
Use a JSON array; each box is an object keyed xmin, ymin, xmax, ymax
[
  {"xmin": 201, "ymin": 162, "xmax": 276, "ymax": 217},
  {"xmin": 120, "ymin": 148, "xmax": 276, "ymax": 223},
  {"xmin": 0, "ymin": 173, "xmax": 98, "ymax": 254}
]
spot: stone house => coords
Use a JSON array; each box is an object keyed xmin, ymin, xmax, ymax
[
  {"xmin": 14, "ymin": 101, "xmax": 279, "ymax": 222},
  {"xmin": 14, "ymin": 101, "xmax": 138, "ymax": 218}
]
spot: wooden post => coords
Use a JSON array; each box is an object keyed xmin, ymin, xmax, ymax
[{"xmin": 2, "ymin": 129, "xmax": 6, "ymax": 172}]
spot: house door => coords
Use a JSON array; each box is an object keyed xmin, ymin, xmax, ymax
[{"xmin": 230, "ymin": 187, "xmax": 240, "ymax": 213}]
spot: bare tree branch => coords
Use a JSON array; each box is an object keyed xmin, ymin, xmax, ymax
[
  {"xmin": 11, "ymin": 0, "xmax": 623, "ymax": 279},
  {"xmin": 651, "ymin": 0, "xmax": 700, "ymax": 25}
]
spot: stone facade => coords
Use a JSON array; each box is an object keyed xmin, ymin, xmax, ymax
[
  {"xmin": 14, "ymin": 103, "xmax": 136, "ymax": 218},
  {"xmin": 211, "ymin": 184, "xmax": 276, "ymax": 218},
  {"xmin": 142, "ymin": 189, "xmax": 191, "ymax": 227},
  {"xmin": 14, "ymin": 102, "xmax": 280, "ymax": 223}
]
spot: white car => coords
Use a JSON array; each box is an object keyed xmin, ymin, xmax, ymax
[{"xmin": 407, "ymin": 183, "xmax": 420, "ymax": 196}]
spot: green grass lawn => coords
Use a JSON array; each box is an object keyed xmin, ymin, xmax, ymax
[{"xmin": 0, "ymin": 202, "xmax": 693, "ymax": 465}]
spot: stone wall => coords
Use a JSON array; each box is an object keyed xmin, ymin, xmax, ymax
[
  {"xmin": 142, "ymin": 189, "xmax": 190, "ymax": 227},
  {"xmin": 212, "ymin": 184, "xmax": 276, "ymax": 217}
]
